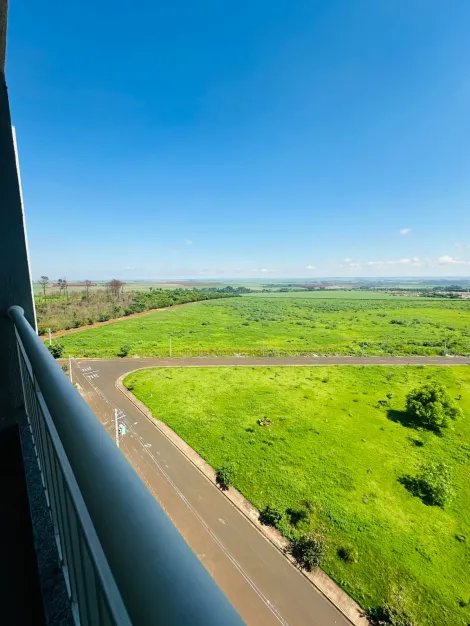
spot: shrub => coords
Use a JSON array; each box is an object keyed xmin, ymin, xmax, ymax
[
  {"xmin": 338, "ymin": 545, "xmax": 358, "ymax": 564},
  {"xmin": 289, "ymin": 532, "xmax": 327, "ymax": 570},
  {"xmin": 216, "ymin": 465, "xmax": 234, "ymax": 491},
  {"xmin": 368, "ymin": 594, "xmax": 416, "ymax": 626},
  {"xmin": 402, "ymin": 462, "xmax": 454, "ymax": 507},
  {"xmin": 61, "ymin": 363, "xmax": 69, "ymax": 372},
  {"xmin": 117, "ymin": 345, "xmax": 131, "ymax": 358},
  {"xmin": 406, "ymin": 384, "xmax": 462, "ymax": 432},
  {"xmin": 98, "ymin": 312, "xmax": 110, "ymax": 322},
  {"xmin": 47, "ymin": 343, "xmax": 64, "ymax": 359},
  {"xmin": 259, "ymin": 506, "xmax": 282, "ymax": 528}
]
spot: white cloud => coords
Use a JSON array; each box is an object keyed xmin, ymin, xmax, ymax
[
  {"xmin": 400, "ymin": 228, "xmax": 412, "ymax": 235},
  {"xmin": 185, "ymin": 239, "xmax": 193, "ymax": 245},
  {"xmin": 343, "ymin": 258, "xmax": 352, "ymax": 263},
  {"xmin": 438, "ymin": 255, "xmax": 470, "ymax": 265},
  {"xmin": 396, "ymin": 257, "xmax": 421, "ymax": 265},
  {"xmin": 252, "ymin": 268, "xmax": 274, "ymax": 273},
  {"xmin": 305, "ymin": 265, "xmax": 316, "ymax": 270},
  {"xmin": 348, "ymin": 257, "xmax": 421, "ymax": 270}
]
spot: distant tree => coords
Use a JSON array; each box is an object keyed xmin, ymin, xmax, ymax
[
  {"xmin": 58, "ymin": 277, "xmax": 69, "ymax": 303},
  {"xmin": 38, "ymin": 276, "xmax": 49, "ymax": 303},
  {"xmin": 84, "ymin": 279, "xmax": 92, "ymax": 301},
  {"xmin": 62, "ymin": 278, "xmax": 69, "ymax": 304},
  {"xmin": 406, "ymin": 384, "xmax": 462, "ymax": 432},
  {"xmin": 107, "ymin": 279, "xmax": 125, "ymax": 300}
]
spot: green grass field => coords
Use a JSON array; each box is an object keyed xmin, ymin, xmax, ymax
[
  {"xmin": 124, "ymin": 365, "xmax": 470, "ymax": 625},
  {"xmin": 56, "ymin": 295, "xmax": 470, "ymax": 357},
  {"xmin": 243, "ymin": 290, "xmax": 400, "ymax": 299}
]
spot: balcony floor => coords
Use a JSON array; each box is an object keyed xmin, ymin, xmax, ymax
[{"xmin": 0, "ymin": 424, "xmax": 45, "ymax": 625}]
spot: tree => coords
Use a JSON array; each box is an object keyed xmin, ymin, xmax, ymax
[
  {"xmin": 62, "ymin": 278, "xmax": 69, "ymax": 304},
  {"xmin": 84, "ymin": 279, "xmax": 92, "ymax": 301},
  {"xmin": 107, "ymin": 279, "xmax": 125, "ymax": 300},
  {"xmin": 38, "ymin": 276, "xmax": 49, "ymax": 303},
  {"xmin": 289, "ymin": 532, "xmax": 327, "ymax": 571},
  {"xmin": 259, "ymin": 506, "xmax": 282, "ymax": 528},
  {"xmin": 47, "ymin": 343, "xmax": 64, "ymax": 359},
  {"xmin": 58, "ymin": 277, "xmax": 69, "ymax": 304},
  {"xmin": 215, "ymin": 465, "xmax": 234, "ymax": 491},
  {"xmin": 402, "ymin": 462, "xmax": 454, "ymax": 507},
  {"xmin": 406, "ymin": 384, "xmax": 462, "ymax": 432}
]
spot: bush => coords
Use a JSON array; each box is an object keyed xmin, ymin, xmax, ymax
[
  {"xmin": 369, "ymin": 594, "xmax": 416, "ymax": 626},
  {"xmin": 259, "ymin": 506, "xmax": 282, "ymax": 528},
  {"xmin": 406, "ymin": 383, "xmax": 462, "ymax": 432},
  {"xmin": 48, "ymin": 343, "xmax": 64, "ymax": 358},
  {"xmin": 117, "ymin": 345, "xmax": 131, "ymax": 358},
  {"xmin": 61, "ymin": 363, "xmax": 69, "ymax": 372},
  {"xmin": 289, "ymin": 532, "xmax": 327, "ymax": 570},
  {"xmin": 402, "ymin": 462, "xmax": 454, "ymax": 507},
  {"xmin": 216, "ymin": 465, "xmax": 234, "ymax": 491},
  {"xmin": 338, "ymin": 545, "xmax": 358, "ymax": 564}
]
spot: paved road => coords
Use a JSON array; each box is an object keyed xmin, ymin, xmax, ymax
[
  {"xmin": 72, "ymin": 358, "xmax": 359, "ymax": 626},
  {"xmin": 79, "ymin": 355, "xmax": 470, "ymax": 367},
  {"xmin": 70, "ymin": 355, "xmax": 470, "ymax": 625}
]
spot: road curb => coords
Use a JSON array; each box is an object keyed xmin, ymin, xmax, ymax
[{"xmin": 116, "ymin": 369, "xmax": 369, "ymax": 626}]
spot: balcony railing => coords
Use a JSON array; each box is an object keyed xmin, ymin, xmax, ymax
[{"xmin": 8, "ymin": 305, "xmax": 242, "ymax": 626}]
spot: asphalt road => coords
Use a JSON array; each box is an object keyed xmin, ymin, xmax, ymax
[
  {"xmin": 70, "ymin": 355, "xmax": 470, "ymax": 625},
  {"xmin": 72, "ymin": 357, "xmax": 362, "ymax": 626},
  {"xmin": 78, "ymin": 355, "xmax": 470, "ymax": 368}
]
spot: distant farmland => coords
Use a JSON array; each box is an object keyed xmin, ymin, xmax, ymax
[{"xmin": 55, "ymin": 293, "xmax": 470, "ymax": 358}]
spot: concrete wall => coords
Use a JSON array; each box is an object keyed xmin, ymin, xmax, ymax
[{"xmin": 0, "ymin": 50, "xmax": 36, "ymax": 423}]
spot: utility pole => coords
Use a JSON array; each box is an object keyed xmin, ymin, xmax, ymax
[
  {"xmin": 114, "ymin": 408, "xmax": 120, "ymax": 448},
  {"xmin": 49, "ymin": 328, "xmax": 52, "ymax": 346},
  {"xmin": 69, "ymin": 354, "xmax": 73, "ymax": 383}
]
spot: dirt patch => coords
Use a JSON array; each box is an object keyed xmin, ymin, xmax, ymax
[{"xmin": 48, "ymin": 301, "xmax": 198, "ymax": 339}]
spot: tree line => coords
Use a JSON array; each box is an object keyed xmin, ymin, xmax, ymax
[{"xmin": 35, "ymin": 277, "xmax": 238, "ymax": 335}]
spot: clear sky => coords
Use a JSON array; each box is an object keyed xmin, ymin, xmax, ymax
[{"xmin": 7, "ymin": 1, "xmax": 470, "ymax": 280}]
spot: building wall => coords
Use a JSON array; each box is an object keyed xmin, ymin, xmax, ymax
[{"xmin": 0, "ymin": 63, "xmax": 36, "ymax": 425}]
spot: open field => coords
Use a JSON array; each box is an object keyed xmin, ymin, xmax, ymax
[
  {"xmin": 55, "ymin": 295, "xmax": 470, "ymax": 357},
  {"xmin": 124, "ymin": 365, "xmax": 470, "ymax": 625},
  {"xmin": 243, "ymin": 290, "xmax": 401, "ymax": 299}
]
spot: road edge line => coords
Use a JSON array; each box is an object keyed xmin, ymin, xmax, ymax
[{"xmin": 116, "ymin": 369, "xmax": 369, "ymax": 626}]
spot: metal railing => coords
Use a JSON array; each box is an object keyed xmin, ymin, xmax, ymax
[{"xmin": 9, "ymin": 305, "xmax": 242, "ymax": 626}]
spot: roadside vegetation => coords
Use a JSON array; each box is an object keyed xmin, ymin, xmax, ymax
[
  {"xmin": 35, "ymin": 278, "xmax": 236, "ymax": 335},
  {"xmin": 124, "ymin": 365, "xmax": 470, "ymax": 625},
  {"xmin": 54, "ymin": 294, "xmax": 470, "ymax": 358}
]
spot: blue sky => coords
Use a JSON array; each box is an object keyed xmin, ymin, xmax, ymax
[{"xmin": 7, "ymin": 1, "xmax": 470, "ymax": 279}]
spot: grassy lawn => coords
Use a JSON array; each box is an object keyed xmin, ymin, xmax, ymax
[
  {"xmin": 56, "ymin": 295, "xmax": 470, "ymax": 357},
  {"xmin": 124, "ymin": 366, "xmax": 470, "ymax": 625}
]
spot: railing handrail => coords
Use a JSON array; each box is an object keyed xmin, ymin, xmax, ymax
[{"xmin": 8, "ymin": 305, "xmax": 243, "ymax": 625}]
